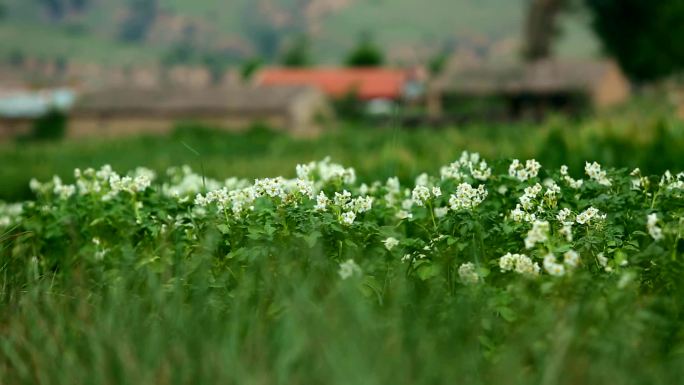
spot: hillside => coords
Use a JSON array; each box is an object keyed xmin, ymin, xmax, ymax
[{"xmin": 0, "ymin": 0, "xmax": 598, "ymax": 67}]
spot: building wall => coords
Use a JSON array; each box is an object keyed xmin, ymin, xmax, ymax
[
  {"xmin": 592, "ymin": 64, "xmax": 631, "ymax": 109},
  {"xmin": 287, "ymin": 89, "xmax": 333, "ymax": 136}
]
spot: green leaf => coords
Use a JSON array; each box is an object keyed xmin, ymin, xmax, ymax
[
  {"xmin": 498, "ymin": 307, "xmax": 517, "ymax": 322},
  {"xmin": 217, "ymin": 224, "xmax": 230, "ymax": 234},
  {"xmin": 416, "ymin": 263, "xmax": 439, "ymax": 280},
  {"xmin": 302, "ymin": 231, "xmax": 321, "ymax": 248}
]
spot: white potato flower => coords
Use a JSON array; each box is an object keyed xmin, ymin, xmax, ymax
[
  {"xmin": 563, "ymin": 250, "xmax": 580, "ymax": 269},
  {"xmin": 525, "ymin": 220, "xmax": 549, "ymax": 249},
  {"xmin": 411, "ymin": 185, "xmax": 431, "ymax": 206},
  {"xmin": 509, "ymin": 159, "xmax": 541, "ymax": 181},
  {"xmin": 458, "ymin": 263, "xmax": 480, "ymax": 285},
  {"xmin": 314, "ymin": 191, "xmax": 329, "ymax": 212},
  {"xmin": 647, "ymin": 213, "xmax": 664, "ymax": 241},
  {"xmin": 543, "ymin": 254, "xmax": 565, "ymax": 277},
  {"xmin": 585, "ymin": 161, "xmax": 611, "ymax": 186},
  {"xmin": 338, "ymin": 259, "xmax": 362, "ymax": 280},
  {"xmin": 340, "ymin": 211, "xmax": 356, "ymax": 225},
  {"xmin": 383, "ymin": 237, "xmax": 400, "ymax": 251},
  {"xmin": 449, "ymin": 183, "xmax": 488, "ymax": 211}
]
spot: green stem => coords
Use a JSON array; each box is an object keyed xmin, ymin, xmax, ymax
[{"xmin": 427, "ymin": 201, "xmax": 438, "ymax": 231}]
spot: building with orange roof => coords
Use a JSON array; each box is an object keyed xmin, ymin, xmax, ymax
[{"xmin": 255, "ymin": 68, "xmax": 414, "ymax": 101}]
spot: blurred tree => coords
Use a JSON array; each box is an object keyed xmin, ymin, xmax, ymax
[
  {"xmin": 428, "ymin": 52, "xmax": 449, "ymax": 76},
  {"xmin": 0, "ymin": 2, "xmax": 6, "ymax": 20},
  {"xmin": 54, "ymin": 56, "xmax": 67, "ymax": 76},
  {"xmin": 241, "ymin": 57, "xmax": 263, "ymax": 81},
  {"xmin": 32, "ymin": 109, "xmax": 67, "ymax": 141},
  {"xmin": 202, "ymin": 50, "xmax": 241, "ymax": 84},
  {"xmin": 162, "ymin": 43, "xmax": 195, "ymax": 67},
  {"xmin": 281, "ymin": 36, "xmax": 312, "ymax": 67},
  {"xmin": 345, "ymin": 33, "xmax": 384, "ymax": 67},
  {"xmin": 36, "ymin": 0, "xmax": 89, "ymax": 20},
  {"xmin": 584, "ymin": 0, "xmax": 684, "ymax": 81},
  {"xmin": 8, "ymin": 49, "xmax": 25, "ymax": 67},
  {"xmin": 38, "ymin": 0, "xmax": 65, "ymax": 21},
  {"xmin": 71, "ymin": 0, "xmax": 90, "ymax": 11},
  {"xmin": 70, "ymin": 0, "xmax": 89, "ymax": 12},
  {"xmin": 523, "ymin": 0, "xmax": 571, "ymax": 60},
  {"xmin": 118, "ymin": 0, "xmax": 158, "ymax": 42},
  {"xmin": 242, "ymin": 2, "xmax": 282, "ymax": 61},
  {"xmin": 162, "ymin": 25, "xmax": 197, "ymax": 67}
]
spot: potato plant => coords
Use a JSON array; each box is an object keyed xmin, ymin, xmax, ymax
[{"xmin": 1, "ymin": 152, "xmax": 683, "ymax": 384}]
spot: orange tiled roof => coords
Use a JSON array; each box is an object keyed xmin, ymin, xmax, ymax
[{"xmin": 256, "ymin": 68, "xmax": 407, "ymax": 100}]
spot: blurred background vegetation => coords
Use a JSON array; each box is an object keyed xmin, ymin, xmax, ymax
[
  {"xmin": 1, "ymin": 98, "xmax": 682, "ymax": 201},
  {"xmin": 0, "ymin": 0, "xmax": 595, "ymax": 68}
]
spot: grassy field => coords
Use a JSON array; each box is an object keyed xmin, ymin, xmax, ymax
[
  {"xmin": 0, "ymin": 112, "xmax": 683, "ymax": 202},
  {"xmin": 2, "ymin": 111, "xmax": 684, "ymax": 384}
]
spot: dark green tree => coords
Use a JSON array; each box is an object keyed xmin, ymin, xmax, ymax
[
  {"xmin": 584, "ymin": 0, "xmax": 684, "ymax": 81},
  {"xmin": 345, "ymin": 34, "xmax": 384, "ymax": 67},
  {"xmin": 118, "ymin": 0, "xmax": 158, "ymax": 42},
  {"xmin": 38, "ymin": 0, "xmax": 65, "ymax": 21},
  {"xmin": 202, "ymin": 50, "xmax": 242, "ymax": 84},
  {"xmin": 31, "ymin": 109, "xmax": 67, "ymax": 141},
  {"xmin": 428, "ymin": 52, "xmax": 448, "ymax": 76},
  {"xmin": 523, "ymin": 0, "xmax": 571, "ymax": 60},
  {"xmin": 36, "ymin": 0, "xmax": 89, "ymax": 20},
  {"xmin": 281, "ymin": 36, "xmax": 312, "ymax": 67},
  {"xmin": 241, "ymin": 57, "xmax": 263, "ymax": 81},
  {"xmin": 8, "ymin": 49, "xmax": 25, "ymax": 67},
  {"xmin": 70, "ymin": 0, "xmax": 89, "ymax": 12},
  {"xmin": 242, "ymin": 2, "xmax": 282, "ymax": 61}
]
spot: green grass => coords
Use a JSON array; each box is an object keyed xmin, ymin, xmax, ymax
[{"xmin": 1, "ymin": 113, "xmax": 683, "ymax": 202}]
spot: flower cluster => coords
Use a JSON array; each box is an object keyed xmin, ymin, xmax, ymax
[
  {"xmin": 660, "ymin": 171, "xmax": 684, "ymax": 190},
  {"xmin": 511, "ymin": 184, "xmax": 543, "ymax": 223},
  {"xmin": 542, "ymin": 250, "xmax": 580, "ymax": 277},
  {"xmin": 440, "ymin": 151, "xmax": 491, "ymax": 181},
  {"xmin": 499, "ymin": 253, "xmax": 540, "ymax": 277},
  {"xmin": 338, "ymin": 259, "xmax": 362, "ymax": 279},
  {"xmin": 509, "ymin": 159, "xmax": 542, "ymax": 181},
  {"xmin": 298, "ymin": 157, "xmax": 356, "ymax": 185},
  {"xmin": 525, "ymin": 220, "xmax": 550, "ymax": 249},
  {"xmin": 15, "ymin": 153, "xmax": 684, "ymax": 286},
  {"xmin": 575, "ymin": 207, "xmax": 606, "ymax": 225},
  {"xmin": 458, "ymin": 262, "xmax": 480, "ymax": 285},
  {"xmin": 560, "ymin": 165, "xmax": 583, "ymax": 189},
  {"xmin": 383, "ymin": 237, "xmax": 400, "ymax": 251},
  {"xmin": 0, "ymin": 202, "xmax": 22, "ymax": 228},
  {"xmin": 448, "ymin": 183, "xmax": 488, "ymax": 211},
  {"xmin": 585, "ymin": 161, "xmax": 611, "ymax": 186},
  {"xmin": 29, "ymin": 165, "xmax": 155, "ymax": 202},
  {"xmin": 647, "ymin": 213, "xmax": 664, "ymax": 241}
]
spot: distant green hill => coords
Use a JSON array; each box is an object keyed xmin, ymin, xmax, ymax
[{"xmin": 0, "ymin": 0, "xmax": 598, "ymax": 67}]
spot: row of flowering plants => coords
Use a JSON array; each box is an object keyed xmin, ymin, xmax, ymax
[{"xmin": 2, "ymin": 152, "xmax": 683, "ymax": 295}]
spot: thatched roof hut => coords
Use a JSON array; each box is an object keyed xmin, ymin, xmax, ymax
[{"xmin": 429, "ymin": 59, "xmax": 631, "ymax": 120}]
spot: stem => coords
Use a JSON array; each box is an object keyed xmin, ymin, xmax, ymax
[
  {"xmin": 427, "ymin": 201, "xmax": 438, "ymax": 231},
  {"xmin": 650, "ymin": 187, "xmax": 661, "ymax": 210}
]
